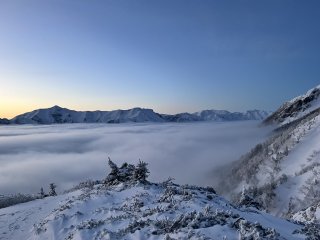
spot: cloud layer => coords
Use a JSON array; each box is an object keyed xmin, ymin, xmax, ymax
[{"xmin": 0, "ymin": 122, "xmax": 272, "ymax": 195}]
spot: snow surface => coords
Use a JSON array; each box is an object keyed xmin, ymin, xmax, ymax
[{"xmin": 0, "ymin": 180, "xmax": 306, "ymax": 240}]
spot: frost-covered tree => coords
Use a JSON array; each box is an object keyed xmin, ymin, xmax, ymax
[
  {"xmin": 49, "ymin": 183, "xmax": 57, "ymax": 196},
  {"xmin": 238, "ymin": 187, "xmax": 262, "ymax": 210},
  {"xmin": 104, "ymin": 158, "xmax": 120, "ymax": 184},
  {"xmin": 108, "ymin": 157, "xmax": 119, "ymax": 176},
  {"xmin": 104, "ymin": 158, "xmax": 136, "ymax": 185},
  {"xmin": 286, "ymin": 197, "xmax": 296, "ymax": 217},
  {"xmin": 134, "ymin": 160, "xmax": 149, "ymax": 182}
]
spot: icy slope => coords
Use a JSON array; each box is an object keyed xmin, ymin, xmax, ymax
[
  {"xmin": 264, "ymin": 85, "xmax": 320, "ymax": 125},
  {"xmin": 0, "ymin": 161, "xmax": 309, "ymax": 240}
]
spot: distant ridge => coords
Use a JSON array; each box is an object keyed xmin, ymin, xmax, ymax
[
  {"xmin": 0, "ymin": 118, "xmax": 10, "ymax": 125},
  {"xmin": 6, "ymin": 106, "xmax": 271, "ymax": 125}
]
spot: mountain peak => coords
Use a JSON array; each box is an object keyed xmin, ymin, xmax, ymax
[{"xmin": 50, "ymin": 105, "xmax": 63, "ymax": 110}]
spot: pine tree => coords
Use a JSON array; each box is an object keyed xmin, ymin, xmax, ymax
[
  {"xmin": 49, "ymin": 183, "xmax": 57, "ymax": 196},
  {"xmin": 134, "ymin": 160, "xmax": 149, "ymax": 182},
  {"xmin": 108, "ymin": 157, "xmax": 119, "ymax": 175},
  {"xmin": 104, "ymin": 157, "xmax": 119, "ymax": 184}
]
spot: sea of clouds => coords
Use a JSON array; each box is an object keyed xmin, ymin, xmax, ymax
[{"xmin": 0, "ymin": 122, "xmax": 273, "ymax": 195}]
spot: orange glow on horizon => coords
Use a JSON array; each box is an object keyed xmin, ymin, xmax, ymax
[{"xmin": 0, "ymin": 102, "xmax": 189, "ymax": 120}]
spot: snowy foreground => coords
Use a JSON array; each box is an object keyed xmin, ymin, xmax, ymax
[
  {"xmin": 0, "ymin": 162, "xmax": 309, "ymax": 240},
  {"xmin": 0, "ymin": 183, "xmax": 307, "ymax": 240}
]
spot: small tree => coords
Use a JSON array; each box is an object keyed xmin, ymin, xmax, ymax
[
  {"xmin": 134, "ymin": 160, "xmax": 149, "ymax": 182},
  {"xmin": 104, "ymin": 157, "xmax": 120, "ymax": 184},
  {"xmin": 108, "ymin": 157, "xmax": 119, "ymax": 175},
  {"xmin": 39, "ymin": 187, "xmax": 46, "ymax": 199},
  {"xmin": 49, "ymin": 183, "xmax": 57, "ymax": 196}
]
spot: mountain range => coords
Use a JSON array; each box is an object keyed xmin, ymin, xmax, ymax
[{"xmin": 4, "ymin": 106, "xmax": 270, "ymax": 125}]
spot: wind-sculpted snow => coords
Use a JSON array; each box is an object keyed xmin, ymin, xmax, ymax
[
  {"xmin": 0, "ymin": 170, "xmax": 307, "ymax": 240},
  {"xmin": 0, "ymin": 122, "xmax": 271, "ymax": 195}
]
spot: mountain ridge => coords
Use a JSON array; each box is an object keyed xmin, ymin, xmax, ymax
[
  {"xmin": 6, "ymin": 106, "xmax": 271, "ymax": 125},
  {"xmin": 218, "ymin": 84, "xmax": 320, "ymax": 220},
  {"xmin": 263, "ymin": 85, "xmax": 320, "ymax": 125}
]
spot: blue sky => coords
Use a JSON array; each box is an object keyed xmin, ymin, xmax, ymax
[{"xmin": 1, "ymin": 0, "xmax": 320, "ymax": 118}]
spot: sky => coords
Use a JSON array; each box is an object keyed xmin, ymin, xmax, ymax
[{"xmin": 1, "ymin": 0, "xmax": 320, "ymax": 119}]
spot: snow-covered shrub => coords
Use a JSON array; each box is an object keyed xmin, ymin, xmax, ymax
[
  {"xmin": 160, "ymin": 177, "xmax": 175, "ymax": 188},
  {"xmin": 238, "ymin": 187, "xmax": 263, "ymax": 210},
  {"xmin": 64, "ymin": 179, "xmax": 99, "ymax": 194},
  {"xmin": 234, "ymin": 219, "xmax": 279, "ymax": 239},
  {"xmin": 77, "ymin": 219, "xmax": 104, "ymax": 230},
  {"xmin": 299, "ymin": 167, "xmax": 320, "ymax": 210},
  {"xmin": 0, "ymin": 193, "xmax": 37, "ymax": 209},
  {"xmin": 293, "ymin": 222, "xmax": 320, "ymax": 240},
  {"xmin": 104, "ymin": 158, "xmax": 150, "ymax": 185}
]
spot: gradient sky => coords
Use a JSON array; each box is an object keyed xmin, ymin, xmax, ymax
[{"xmin": 1, "ymin": 0, "xmax": 320, "ymax": 119}]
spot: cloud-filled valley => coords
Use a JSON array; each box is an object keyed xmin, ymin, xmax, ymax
[{"xmin": 0, "ymin": 122, "xmax": 272, "ymax": 195}]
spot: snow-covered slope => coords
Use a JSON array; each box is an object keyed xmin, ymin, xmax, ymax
[
  {"xmin": 218, "ymin": 85, "xmax": 320, "ymax": 222},
  {"xmin": 10, "ymin": 106, "xmax": 165, "ymax": 124},
  {"xmin": 9, "ymin": 106, "xmax": 270, "ymax": 125},
  {"xmin": 264, "ymin": 85, "xmax": 320, "ymax": 125},
  {"xmin": 161, "ymin": 112, "xmax": 202, "ymax": 122},
  {"xmin": 0, "ymin": 160, "xmax": 309, "ymax": 240}
]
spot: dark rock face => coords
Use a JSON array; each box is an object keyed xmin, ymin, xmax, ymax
[{"xmin": 264, "ymin": 87, "xmax": 320, "ymax": 125}]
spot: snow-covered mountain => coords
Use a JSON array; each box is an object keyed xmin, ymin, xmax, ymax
[
  {"xmin": 219, "ymin": 85, "xmax": 320, "ymax": 221},
  {"xmin": 264, "ymin": 85, "xmax": 320, "ymax": 125},
  {"xmin": 0, "ymin": 160, "xmax": 312, "ymax": 240},
  {"xmin": 10, "ymin": 106, "xmax": 165, "ymax": 124},
  {"xmin": 195, "ymin": 109, "xmax": 270, "ymax": 121},
  {"xmin": 0, "ymin": 118, "xmax": 9, "ymax": 125},
  {"xmin": 9, "ymin": 106, "xmax": 270, "ymax": 124},
  {"xmin": 161, "ymin": 112, "xmax": 202, "ymax": 122}
]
